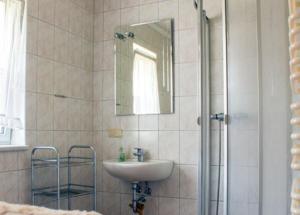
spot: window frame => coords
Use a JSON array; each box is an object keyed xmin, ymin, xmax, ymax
[{"xmin": 0, "ymin": 127, "xmax": 12, "ymax": 145}]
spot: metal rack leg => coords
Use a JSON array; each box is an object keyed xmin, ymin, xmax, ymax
[
  {"xmin": 57, "ymin": 156, "xmax": 60, "ymax": 209},
  {"xmin": 68, "ymin": 152, "xmax": 71, "ymax": 210},
  {"xmin": 93, "ymin": 152, "xmax": 97, "ymax": 211},
  {"xmin": 31, "ymin": 159, "xmax": 35, "ymax": 205}
]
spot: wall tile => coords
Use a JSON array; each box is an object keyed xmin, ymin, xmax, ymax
[
  {"xmin": 140, "ymin": 0, "xmax": 158, "ymax": 4},
  {"xmin": 0, "ymin": 171, "xmax": 19, "ymax": 203},
  {"xmin": 139, "ymin": 3, "xmax": 159, "ymax": 23},
  {"xmin": 121, "ymin": 131, "xmax": 139, "ymax": 159},
  {"xmin": 68, "ymin": 99, "xmax": 81, "ymax": 130},
  {"xmin": 69, "ymin": 3, "xmax": 84, "ymax": 35},
  {"xmin": 158, "ymin": 97, "xmax": 179, "ymax": 130},
  {"xmin": 102, "ymin": 192, "xmax": 121, "ymax": 215},
  {"xmin": 26, "ymin": 54, "xmax": 37, "ymax": 92},
  {"xmin": 53, "ymin": 131, "xmax": 69, "ymax": 155},
  {"xmin": 158, "ymin": 0, "xmax": 179, "ymax": 29},
  {"xmin": 144, "ymin": 197, "xmax": 159, "ymax": 215},
  {"xmin": 94, "ymin": 13, "xmax": 104, "ymax": 42},
  {"xmin": 103, "ymin": 0, "xmax": 121, "ymax": 11},
  {"xmin": 159, "ymin": 131, "xmax": 179, "ymax": 163},
  {"xmin": 179, "ymin": 28, "xmax": 198, "ymax": 63},
  {"xmin": 53, "ymin": 97, "xmax": 69, "ymax": 130},
  {"xmin": 37, "ymin": 94, "xmax": 53, "ymax": 130},
  {"xmin": 104, "ymin": 10, "xmax": 121, "ymax": 41},
  {"xmin": 54, "ymin": 62, "xmax": 71, "ymax": 97},
  {"xmin": 102, "ymin": 100, "xmax": 121, "ymax": 129},
  {"xmin": 37, "ymin": 130, "xmax": 53, "ymax": 147},
  {"xmin": 180, "ymin": 199, "xmax": 198, "ymax": 215},
  {"xmin": 102, "ymin": 169, "xmax": 121, "ymax": 193},
  {"xmin": 120, "ymin": 194, "xmax": 132, "ymax": 215},
  {"xmin": 102, "ymin": 132, "xmax": 121, "ymax": 160},
  {"xmin": 179, "ymin": 96, "xmax": 198, "ymax": 131},
  {"xmin": 121, "ymin": 7, "xmax": 139, "ymax": 25},
  {"xmin": 37, "ymin": 57, "xmax": 54, "ymax": 94},
  {"xmin": 158, "ymin": 197, "xmax": 179, "ymax": 215},
  {"xmin": 95, "ymin": 0, "xmax": 104, "ymax": 13},
  {"xmin": 180, "ymin": 165, "xmax": 197, "ymax": 199},
  {"xmin": 120, "ymin": 116, "xmax": 139, "ymax": 131},
  {"xmin": 180, "ymin": 131, "xmax": 199, "ymax": 165},
  {"xmin": 54, "ymin": 0, "xmax": 70, "ymax": 30},
  {"xmin": 139, "ymin": 115, "xmax": 158, "ymax": 131},
  {"xmin": 179, "ymin": 63, "xmax": 198, "ymax": 96},
  {"xmin": 103, "ymin": 40, "xmax": 114, "ymax": 70},
  {"xmin": 93, "ymin": 131, "xmax": 103, "ymax": 162},
  {"xmin": 39, "ymin": 0, "xmax": 55, "ymax": 24},
  {"xmin": 0, "ymin": 152, "xmax": 19, "ymax": 172},
  {"xmin": 54, "ymin": 28, "xmax": 69, "ymax": 64},
  {"xmin": 158, "ymin": 165, "xmax": 179, "ymax": 197},
  {"xmin": 94, "ymin": 42, "xmax": 104, "ymax": 71},
  {"xmin": 139, "ymin": 131, "xmax": 159, "ymax": 160},
  {"xmin": 18, "ymin": 170, "xmax": 31, "ymax": 204},
  {"xmin": 121, "ymin": 0, "xmax": 139, "ymax": 8},
  {"xmin": 27, "ymin": 0, "xmax": 38, "ymax": 18},
  {"xmin": 38, "ymin": 21, "xmax": 54, "ymax": 59},
  {"xmin": 26, "ymin": 92, "xmax": 37, "ymax": 130},
  {"xmin": 69, "ymin": 34, "xmax": 83, "ymax": 68},
  {"xmin": 27, "ymin": 17, "xmax": 38, "ymax": 54},
  {"xmin": 102, "ymin": 70, "xmax": 114, "ymax": 100}
]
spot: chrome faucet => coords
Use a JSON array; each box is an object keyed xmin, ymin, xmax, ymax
[{"xmin": 133, "ymin": 148, "xmax": 144, "ymax": 162}]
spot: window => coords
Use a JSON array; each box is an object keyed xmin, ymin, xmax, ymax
[
  {"xmin": 0, "ymin": 0, "xmax": 26, "ymax": 146},
  {"xmin": 132, "ymin": 43, "xmax": 160, "ymax": 114}
]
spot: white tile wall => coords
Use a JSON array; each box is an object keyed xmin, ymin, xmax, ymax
[{"xmin": 93, "ymin": 0, "xmax": 199, "ymax": 214}]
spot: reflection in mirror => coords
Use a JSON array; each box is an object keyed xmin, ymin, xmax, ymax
[{"xmin": 114, "ymin": 19, "xmax": 174, "ymax": 115}]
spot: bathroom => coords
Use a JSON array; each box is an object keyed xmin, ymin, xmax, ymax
[{"xmin": 0, "ymin": 0, "xmax": 292, "ymax": 214}]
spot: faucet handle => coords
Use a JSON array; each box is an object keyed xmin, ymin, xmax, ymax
[
  {"xmin": 134, "ymin": 147, "xmax": 143, "ymax": 154},
  {"xmin": 133, "ymin": 148, "xmax": 144, "ymax": 162}
]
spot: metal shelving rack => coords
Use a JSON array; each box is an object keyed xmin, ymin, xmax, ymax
[{"xmin": 31, "ymin": 145, "xmax": 96, "ymax": 210}]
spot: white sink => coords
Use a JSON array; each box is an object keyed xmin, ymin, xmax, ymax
[{"xmin": 103, "ymin": 159, "xmax": 174, "ymax": 182}]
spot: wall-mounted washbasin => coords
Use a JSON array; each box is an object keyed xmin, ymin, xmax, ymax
[{"xmin": 103, "ymin": 159, "xmax": 174, "ymax": 182}]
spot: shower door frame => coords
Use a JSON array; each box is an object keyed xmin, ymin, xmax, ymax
[{"xmin": 197, "ymin": 0, "xmax": 229, "ymax": 214}]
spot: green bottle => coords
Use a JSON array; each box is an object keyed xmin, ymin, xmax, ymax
[{"xmin": 119, "ymin": 146, "xmax": 126, "ymax": 162}]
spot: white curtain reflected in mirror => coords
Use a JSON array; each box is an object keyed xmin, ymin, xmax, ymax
[{"xmin": 132, "ymin": 43, "xmax": 160, "ymax": 114}]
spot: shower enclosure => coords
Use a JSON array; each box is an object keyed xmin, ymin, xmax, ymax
[{"xmin": 197, "ymin": 0, "xmax": 261, "ymax": 214}]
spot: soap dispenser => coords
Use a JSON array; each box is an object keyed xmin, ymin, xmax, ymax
[{"xmin": 119, "ymin": 146, "xmax": 126, "ymax": 162}]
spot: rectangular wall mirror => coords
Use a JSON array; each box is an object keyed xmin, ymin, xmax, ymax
[{"xmin": 114, "ymin": 19, "xmax": 174, "ymax": 116}]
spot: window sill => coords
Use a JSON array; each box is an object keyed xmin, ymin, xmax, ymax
[{"xmin": 0, "ymin": 145, "xmax": 28, "ymax": 152}]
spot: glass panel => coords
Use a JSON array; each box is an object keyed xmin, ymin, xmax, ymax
[{"xmin": 227, "ymin": 0, "xmax": 260, "ymax": 214}]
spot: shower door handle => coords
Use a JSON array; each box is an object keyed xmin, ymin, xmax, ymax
[
  {"xmin": 193, "ymin": 0, "xmax": 198, "ymax": 9},
  {"xmin": 197, "ymin": 116, "xmax": 201, "ymax": 126}
]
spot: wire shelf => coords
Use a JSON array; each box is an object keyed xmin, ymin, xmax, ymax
[{"xmin": 31, "ymin": 145, "xmax": 97, "ymax": 211}]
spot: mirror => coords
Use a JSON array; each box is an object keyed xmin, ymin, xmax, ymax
[{"xmin": 114, "ymin": 19, "xmax": 174, "ymax": 115}]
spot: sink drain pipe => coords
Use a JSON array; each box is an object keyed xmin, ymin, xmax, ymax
[{"xmin": 131, "ymin": 182, "xmax": 151, "ymax": 214}]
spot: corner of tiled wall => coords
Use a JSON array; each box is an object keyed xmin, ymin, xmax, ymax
[{"xmin": 0, "ymin": 0, "xmax": 95, "ymax": 207}]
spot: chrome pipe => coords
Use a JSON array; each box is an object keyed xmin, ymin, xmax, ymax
[{"xmin": 222, "ymin": 0, "xmax": 229, "ymax": 214}]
